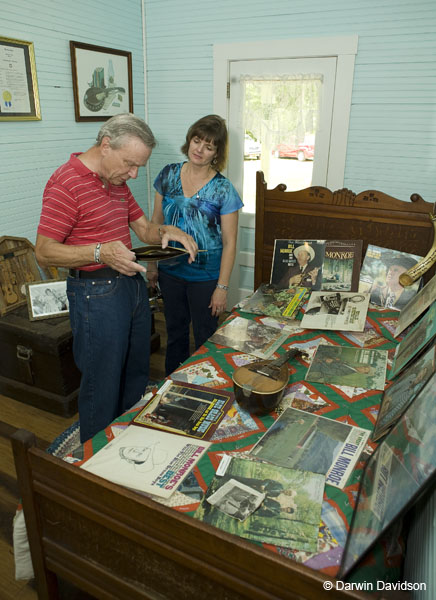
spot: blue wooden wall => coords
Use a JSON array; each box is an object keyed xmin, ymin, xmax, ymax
[
  {"xmin": 1, "ymin": 0, "xmax": 146, "ymax": 242},
  {"xmin": 1, "ymin": 0, "xmax": 436, "ymax": 244},
  {"xmin": 145, "ymin": 0, "xmax": 436, "ymax": 203}
]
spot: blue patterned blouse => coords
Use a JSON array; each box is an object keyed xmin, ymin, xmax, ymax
[{"xmin": 153, "ymin": 162, "xmax": 243, "ymax": 281}]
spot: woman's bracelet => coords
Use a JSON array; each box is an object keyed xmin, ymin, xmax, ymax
[{"xmin": 216, "ymin": 283, "xmax": 229, "ymax": 291}]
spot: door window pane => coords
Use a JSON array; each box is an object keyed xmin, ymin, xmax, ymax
[{"xmin": 242, "ymin": 77, "xmax": 321, "ymax": 212}]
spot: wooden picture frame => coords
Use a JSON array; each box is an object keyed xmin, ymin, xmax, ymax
[
  {"xmin": 25, "ymin": 279, "xmax": 69, "ymax": 321},
  {"xmin": 0, "ymin": 36, "xmax": 41, "ymax": 121},
  {"xmin": 70, "ymin": 40, "xmax": 133, "ymax": 122}
]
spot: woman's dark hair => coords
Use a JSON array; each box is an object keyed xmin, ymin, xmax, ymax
[{"xmin": 181, "ymin": 114, "xmax": 228, "ymax": 171}]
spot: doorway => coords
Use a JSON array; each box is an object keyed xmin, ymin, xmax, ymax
[{"xmin": 214, "ymin": 36, "xmax": 358, "ymax": 307}]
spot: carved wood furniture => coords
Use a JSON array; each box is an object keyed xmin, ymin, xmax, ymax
[
  {"xmin": 13, "ymin": 173, "xmax": 431, "ymax": 599},
  {"xmin": 255, "ymin": 171, "xmax": 435, "ymax": 289},
  {"xmin": 11, "ymin": 429, "xmax": 372, "ymax": 600}
]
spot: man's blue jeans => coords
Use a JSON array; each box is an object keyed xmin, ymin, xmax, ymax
[{"xmin": 67, "ymin": 273, "xmax": 150, "ymax": 443}]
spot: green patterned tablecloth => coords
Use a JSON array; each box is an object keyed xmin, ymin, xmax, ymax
[{"xmin": 72, "ymin": 307, "xmax": 406, "ymax": 584}]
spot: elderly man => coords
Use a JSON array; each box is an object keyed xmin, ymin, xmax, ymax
[
  {"xmin": 278, "ymin": 243, "xmax": 321, "ymax": 289},
  {"xmin": 36, "ymin": 113, "xmax": 197, "ymax": 442}
]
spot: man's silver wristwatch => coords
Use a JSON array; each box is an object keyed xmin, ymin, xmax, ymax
[{"xmin": 216, "ymin": 283, "xmax": 229, "ymax": 291}]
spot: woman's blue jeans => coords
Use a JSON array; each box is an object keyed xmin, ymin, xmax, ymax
[{"xmin": 67, "ymin": 273, "xmax": 150, "ymax": 443}]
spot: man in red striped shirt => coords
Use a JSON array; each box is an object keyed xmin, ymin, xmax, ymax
[{"xmin": 36, "ymin": 113, "xmax": 197, "ymax": 443}]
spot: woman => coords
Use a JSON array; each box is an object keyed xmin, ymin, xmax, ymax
[{"xmin": 148, "ymin": 115, "xmax": 243, "ymax": 375}]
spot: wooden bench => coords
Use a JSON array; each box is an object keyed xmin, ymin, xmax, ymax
[{"xmin": 255, "ymin": 170, "xmax": 435, "ymax": 289}]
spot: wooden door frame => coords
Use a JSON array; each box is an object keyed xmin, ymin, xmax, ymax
[{"xmin": 213, "ymin": 35, "xmax": 358, "ymax": 191}]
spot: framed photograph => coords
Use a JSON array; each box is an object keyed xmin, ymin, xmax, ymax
[
  {"xmin": 70, "ymin": 40, "xmax": 133, "ymax": 122},
  {"xmin": 25, "ymin": 280, "xmax": 69, "ymax": 321},
  {"xmin": 0, "ymin": 36, "xmax": 41, "ymax": 121},
  {"xmin": 339, "ymin": 371, "xmax": 436, "ymax": 579}
]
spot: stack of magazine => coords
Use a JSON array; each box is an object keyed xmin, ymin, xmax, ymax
[
  {"xmin": 209, "ymin": 315, "xmax": 289, "ymax": 359},
  {"xmin": 81, "ymin": 380, "xmax": 233, "ymax": 498}
]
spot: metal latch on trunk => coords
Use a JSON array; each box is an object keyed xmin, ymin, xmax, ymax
[{"xmin": 16, "ymin": 345, "xmax": 35, "ymax": 385}]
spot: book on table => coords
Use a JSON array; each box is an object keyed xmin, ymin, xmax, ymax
[
  {"xmin": 131, "ymin": 380, "xmax": 234, "ymax": 441},
  {"xmin": 300, "ymin": 291, "xmax": 370, "ymax": 332},
  {"xmin": 194, "ymin": 455, "xmax": 325, "ymax": 552},
  {"xmin": 305, "ymin": 343, "xmax": 388, "ymax": 391},
  {"xmin": 209, "ymin": 315, "xmax": 289, "ymax": 359},
  {"xmin": 250, "ymin": 406, "xmax": 371, "ymax": 489},
  {"xmin": 81, "ymin": 424, "xmax": 210, "ymax": 498}
]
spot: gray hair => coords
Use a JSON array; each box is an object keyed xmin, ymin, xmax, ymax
[{"xmin": 96, "ymin": 113, "xmax": 157, "ymax": 150}]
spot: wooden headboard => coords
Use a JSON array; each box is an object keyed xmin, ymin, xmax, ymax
[
  {"xmin": 254, "ymin": 171, "xmax": 435, "ymax": 289},
  {"xmin": 12, "ymin": 429, "xmax": 372, "ymax": 600}
]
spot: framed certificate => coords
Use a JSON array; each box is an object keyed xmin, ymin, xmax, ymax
[{"xmin": 0, "ymin": 36, "xmax": 41, "ymax": 121}]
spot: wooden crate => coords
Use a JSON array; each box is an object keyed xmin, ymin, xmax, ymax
[{"xmin": 0, "ymin": 305, "xmax": 80, "ymax": 416}]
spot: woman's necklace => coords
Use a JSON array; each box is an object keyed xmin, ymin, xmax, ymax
[{"xmin": 185, "ymin": 164, "xmax": 212, "ymax": 199}]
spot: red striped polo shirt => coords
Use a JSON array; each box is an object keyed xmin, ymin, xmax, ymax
[{"xmin": 38, "ymin": 153, "xmax": 144, "ymax": 270}]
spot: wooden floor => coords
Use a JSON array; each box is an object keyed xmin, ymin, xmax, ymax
[
  {"xmin": 0, "ymin": 306, "xmax": 168, "ymax": 599},
  {"xmin": 0, "ymin": 304, "xmax": 227, "ymax": 598}
]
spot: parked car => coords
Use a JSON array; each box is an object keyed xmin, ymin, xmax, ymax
[
  {"xmin": 274, "ymin": 137, "xmax": 315, "ymax": 161},
  {"xmin": 244, "ymin": 134, "xmax": 261, "ymax": 160}
]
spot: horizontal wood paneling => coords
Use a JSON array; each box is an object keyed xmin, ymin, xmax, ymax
[
  {"xmin": 2, "ymin": 0, "xmax": 436, "ymax": 240},
  {"xmin": 1, "ymin": 0, "xmax": 147, "ymax": 243},
  {"xmin": 144, "ymin": 0, "xmax": 436, "ymax": 204}
]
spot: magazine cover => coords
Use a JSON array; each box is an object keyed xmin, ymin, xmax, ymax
[
  {"xmin": 250, "ymin": 407, "xmax": 370, "ymax": 489},
  {"xmin": 131, "ymin": 380, "xmax": 234, "ymax": 440},
  {"xmin": 321, "ymin": 240, "xmax": 363, "ymax": 292},
  {"xmin": 390, "ymin": 301, "xmax": 436, "ymax": 378},
  {"xmin": 372, "ymin": 345, "xmax": 436, "ymax": 442},
  {"xmin": 81, "ymin": 424, "xmax": 210, "ymax": 498},
  {"xmin": 340, "ymin": 372, "xmax": 436, "ymax": 578},
  {"xmin": 358, "ymin": 244, "xmax": 422, "ymax": 311},
  {"xmin": 395, "ymin": 273, "xmax": 436, "ymax": 337},
  {"xmin": 300, "ymin": 291, "xmax": 370, "ymax": 332},
  {"xmin": 239, "ymin": 284, "xmax": 308, "ymax": 321},
  {"xmin": 305, "ymin": 344, "xmax": 388, "ymax": 390},
  {"xmin": 270, "ymin": 239, "xmax": 325, "ymax": 290},
  {"xmin": 209, "ymin": 316, "xmax": 289, "ymax": 359},
  {"xmin": 194, "ymin": 456, "xmax": 325, "ymax": 551}
]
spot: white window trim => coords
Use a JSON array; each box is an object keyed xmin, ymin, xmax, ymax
[{"xmin": 213, "ymin": 35, "xmax": 358, "ymax": 190}]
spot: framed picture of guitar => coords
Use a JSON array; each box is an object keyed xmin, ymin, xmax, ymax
[{"xmin": 70, "ymin": 40, "xmax": 133, "ymax": 122}]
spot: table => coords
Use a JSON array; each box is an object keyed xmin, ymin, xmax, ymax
[{"xmin": 68, "ymin": 306, "xmax": 405, "ymax": 585}]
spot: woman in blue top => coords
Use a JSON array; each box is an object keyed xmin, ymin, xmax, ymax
[{"xmin": 148, "ymin": 115, "xmax": 243, "ymax": 375}]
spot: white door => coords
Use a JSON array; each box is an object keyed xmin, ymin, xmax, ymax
[{"xmin": 226, "ymin": 57, "xmax": 337, "ymax": 308}]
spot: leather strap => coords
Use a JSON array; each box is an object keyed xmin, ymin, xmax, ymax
[{"xmin": 69, "ymin": 267, "xmax": 119, "ymax": 279}]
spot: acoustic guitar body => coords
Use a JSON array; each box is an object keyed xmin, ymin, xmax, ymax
[{"xmin": 232, "ymin": 361, "xmax": 289, "ymax": 415}]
